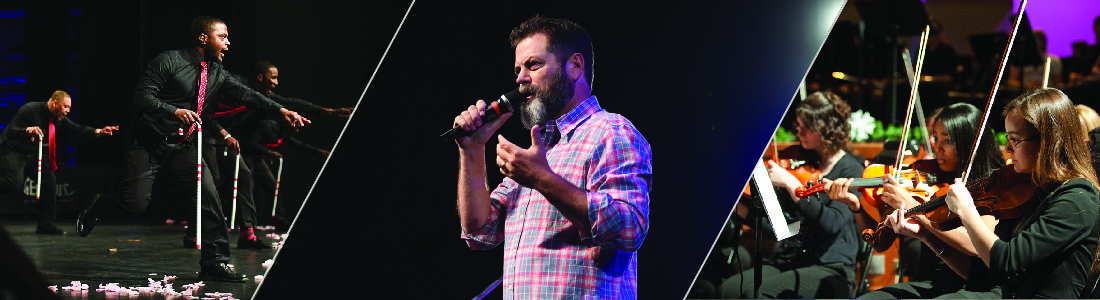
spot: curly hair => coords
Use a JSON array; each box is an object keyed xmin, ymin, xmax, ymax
[{"xmin": 796, "ymin": 91, "xmax": 851, "ymax": 157}]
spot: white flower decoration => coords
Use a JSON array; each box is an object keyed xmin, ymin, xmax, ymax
[{"xmin": 849, "ymin": 109, "xmax": 876, "ymax": 142}]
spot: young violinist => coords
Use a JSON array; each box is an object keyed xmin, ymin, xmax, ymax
[
  {"xmin": 837, "ymin": 102, "xmax": 1007, "ymax": 298},
  {"xmin": 721, "ymin": 91, "xmax": 863, "ymax": 299},
  {"xmin": 892, "ymin": 88, "xmax": 1100, "ymax": 298}
]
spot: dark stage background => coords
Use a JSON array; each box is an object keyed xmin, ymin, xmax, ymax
[
  {"xmin": 0, "ymin": 0, "xmax": 386, "ymax": 222},
  {"xmin": 259, "ymin": 1, "xmax": 844, "ymax": 299},
  {"xmin": 3, "ymin": 0, "xmax": 848, "ymax": 299}
]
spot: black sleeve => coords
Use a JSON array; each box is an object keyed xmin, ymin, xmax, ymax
[
  {"xmin": 794, "ymin": 155, "xmax": 864, "ymax": 235},
  {"xmin": 988, "ymin": 180, "xmax": 1100, "ymax": 272},
  {"xmin": 214, "ymin": 69, "xmax": 283, "ymax": 113},
  {"xmin": 132, "ymin": 52, "xmax": 182, "ymax": 119},
  {"xmin": 268, "ymin": 94, "xmax": 324, "ymax": 115},
  {"xmin": 6, "ymin": 105, "xmax": 36, "ymax": 136},
  {"xmin": 56, "ymin": 117, "xmax": 97, "ymax": 138}
]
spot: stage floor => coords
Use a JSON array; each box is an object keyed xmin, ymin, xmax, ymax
[{"xmin": 4, "ymin": 220, "xmax": 279, "ymax": 300}]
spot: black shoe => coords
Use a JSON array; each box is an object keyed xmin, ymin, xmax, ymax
[
  {"xmin": 183, "ymin": 236, "xmax": 196, "ymax": 248},
  {"xmin": 199, "ymin": 262, "xmax": 247, "ymax": 283},
  {"xmin": 76, "ymin": 194, "xmax": 103, "ymax": 237},
  {"xmin": 237, "ymin": 235, "xmax": 270, "ymax": 249},
  {"xmin": 36, "ymin": 224, "xmax": 66, "ymax": 235}
]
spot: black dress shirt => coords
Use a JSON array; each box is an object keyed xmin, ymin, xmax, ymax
[
  {"xmin": 131, "ymin": 47, "xmax": 283, "ymax": 141},
  {"xmin": 0, "ymin": 102, "xmax": 96, "ymax": 154}
]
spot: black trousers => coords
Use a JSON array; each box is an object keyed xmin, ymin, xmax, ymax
[
  {"xmin": 115, "ymin": 137, "xmax": 230, "ymax": 268},
  {"xmin": 244, "ymin": 154, "xmax": 284, "ymax": 225},
  {"xmin": 215, "ymin": 147, "xmax": 257, "ymax": 229},
  {"xmin": 0, "ymin": 146, "xmax": 56, "ymax": 227}
]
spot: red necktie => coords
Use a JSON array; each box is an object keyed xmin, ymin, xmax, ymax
[
  {"xmin": 181, "ymin": 61, "xmax": 208, "ymax": 141},
  {"xmin": 48, "ymin": 119, "xmax": 56, "ymax": 172}
]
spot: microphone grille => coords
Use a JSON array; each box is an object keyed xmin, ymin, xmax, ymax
[{"xmin": 500, "ymin": 89, "xmax": 525, "ymax": 112}]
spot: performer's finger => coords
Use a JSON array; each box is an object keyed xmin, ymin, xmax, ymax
[
  {"xmin": 529, "ymin": 125, "xmax": 542, "ymax": 151},
  {"xmin": 496, "ymin": 139, "xmax": 517, "ymax": 162},
  {"xmin": 497, "ymin": 134, "xmax": 517, "ymax": 152}
]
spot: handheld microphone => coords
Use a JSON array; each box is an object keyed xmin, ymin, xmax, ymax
[{"xmin": 440, "ymin": 89, "xmax": 524, "ymax": 139}]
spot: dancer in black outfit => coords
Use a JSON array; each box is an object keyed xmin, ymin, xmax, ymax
[
  {"xmin": 0, "ymin": 90, "xmax": 118, "ymax": 234},
  {"xmin": 76, "ymin": 16, "xmax": 309, "ymax": 282}
]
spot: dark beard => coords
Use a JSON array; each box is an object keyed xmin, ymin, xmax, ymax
[
  {"xmin": 204, "ymin": 44, "xmax": 223, "ymax": 62},
  {"xmin": 518, "ymin": 67, "xmax": 573, "ymax": 129}
]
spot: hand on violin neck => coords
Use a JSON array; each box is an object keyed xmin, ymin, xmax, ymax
[
  {"xmin": 886, "ymin": 207, "xmax": 926, "ymax": 240},
  {"xmin": 822, "ymin": 178, "xmax": 859, "ymax": 210}
]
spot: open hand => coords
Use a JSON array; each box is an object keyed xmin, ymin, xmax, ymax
[{"xmin": 495, "ymin": 125, "xmax": 552, "ymax": 188}]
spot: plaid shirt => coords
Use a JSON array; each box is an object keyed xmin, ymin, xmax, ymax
[{"xmin": 462, "ymin": 96, "xmax": 652, "ymax": 299}]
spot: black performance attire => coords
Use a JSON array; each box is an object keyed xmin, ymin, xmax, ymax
[
  {"xmin": 937, "ymin": 178, "xmax": 1100, "ymax": 299},
  {"xmin": 0, "ymin": 102, "xmax": 96, "ymax": 231},
  {"xmin": 859, "ymin": 167, "xmax": 971, "ymax": 299},
  {"xmin": 98, "ymin": 47, "xmax": 284, "ymax": 271},
  {"xmin": 720, "ymin": 151, "xmax": 864, "ymax": 299},
  {"xmin": 212, "ymin": 84, "xmax": 325, "ymax": 231}
]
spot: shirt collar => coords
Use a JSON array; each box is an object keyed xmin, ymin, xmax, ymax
[
  {"xmin": 184, "ymin": 47, "xmax": 217, "ymax": 68},
  {"xmin": 553, "ymin": 95, "xmax": 601, "ymax": 139}
]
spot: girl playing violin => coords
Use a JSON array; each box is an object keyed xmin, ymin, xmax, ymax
[
  {"xmin": 891, "ymin": 88, "xmax": 1100, "ymax": 298},
  {"xmin": 844, "ymin": 102, "xmax": 1006, "ymax": 298},
  {"xmin": 721, "ymin": 91, "xmax": 863, "ymax": 299}
]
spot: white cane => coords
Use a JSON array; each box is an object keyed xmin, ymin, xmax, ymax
[
  {"xmin": 230, "ymin": 152, "xmax": 240, "ymax": 229},
  {"xmin": 272, "ymin": 157, "xmax": 283, "ymax": 218},
  {"xmin": 36, "ymin": 133, "xmax": 43, "ymax": 200},
  {"xmin": 196, "ymin": 125, "xmax": 202, "ymax": 250}
]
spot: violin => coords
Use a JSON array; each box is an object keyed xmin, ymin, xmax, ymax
[
  {"xmin": 772, "ymin": 144, "xmax": 822, "ymax": 187},
  {"xmin": 862, "ymin": 166, "xmax": 1039, "ymax": 245},
  {"xmin": 793, "ymin": 159, "xmax": 945, "ymax": 204},
  {"xmin": 743, "ymin": 143, "xmax": 822, "ymax": 198}
]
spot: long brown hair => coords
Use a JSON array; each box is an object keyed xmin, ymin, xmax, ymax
[
  {"xmin": 796, "ymin": 91, "xmax": 851, "ymax": 158},
  {"xmin": 1003, "ymin": 88, "xmax": 1099, "ymax": 190},
  {"xmin": 1005, "ymin": 89, "xmax": 1100, "ymax": 277}
]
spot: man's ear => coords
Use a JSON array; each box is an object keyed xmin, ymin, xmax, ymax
[
  {"xmin": 199, "ymin": 33, "xmax": 208, "ymax": 45},
  {"xmin": 567, "ymin": 53, "xmax": 584, "ymax": 82}
]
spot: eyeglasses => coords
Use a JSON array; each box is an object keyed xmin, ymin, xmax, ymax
[{"xmin": 1007, "ymin": 136, "xmax": 1038, "ymax": 148}]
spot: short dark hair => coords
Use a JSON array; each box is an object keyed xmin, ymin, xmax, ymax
[
  {"xmin": 510, "ymin": 16, "xmax": 594, "ymax": 89},
  {"xmin": 190, "ymin": 16, "xmax": 224, "ymax": 45},
  {"xmin": 255, "ymin": 60, "xmax": 277, "ymax": 77},
  {"xmin": 49, "ymin": 90, "xmax": 70, "ymax": 101}
]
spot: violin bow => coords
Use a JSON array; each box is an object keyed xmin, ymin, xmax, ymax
[
  {"xmin": 892, "ymin": 26, "xmax": 931, "ymax": 179},
  {"xmin": 902, "ymin": 48, "xmax": 934, "ymax": 161},
  {"xmin": 1042, "ymin": 56, "xmax": 1051, "ymax": 88},
  {"xmin": 962, "ymin": 0, "xmax": 1027, "ymax": 183}
]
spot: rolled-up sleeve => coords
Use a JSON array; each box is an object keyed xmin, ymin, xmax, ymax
[
  {"xmin": 581, "ymin": 124, "xmax": 652, "ymax": 252},
  {"xmin": 461, "ymin": 180, "xmax": 513, "ymax": 250}
]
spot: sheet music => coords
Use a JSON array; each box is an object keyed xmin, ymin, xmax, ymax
[{"xmin": 751, "ymin": 160, "xmax": 800, "ymax": 240}]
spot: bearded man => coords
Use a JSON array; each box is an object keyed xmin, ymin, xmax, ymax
[{"xmin": 451, "ymin": 16, "xmax": 653, "ymax": 299}]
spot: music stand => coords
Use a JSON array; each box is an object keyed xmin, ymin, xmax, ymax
[
  {"xmin": 969, "ymin": 32, "xmax": 1010, "ymax": 92},
  {"xmin": 1008, "ymin": 12, "xmax": 1042, "ymax": 91},
  {"xmin": 736, "ymin": 161, "xmax": 800, "ymax": 298},
  {"xmin": 855, "ymin": 0, "xmax": 930, "ymax": 125}
]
